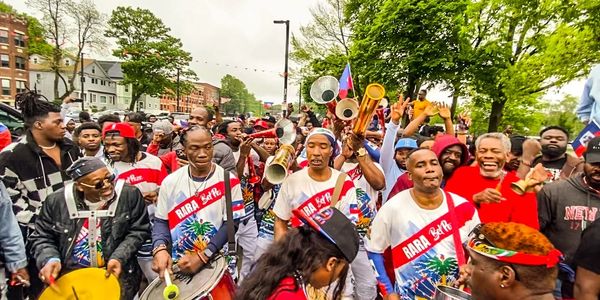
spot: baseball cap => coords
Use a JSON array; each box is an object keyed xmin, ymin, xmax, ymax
[
  {"xmin": 584, "ymin": 136, "xmax": 600, "ymax": 163},
  {"xmin": 102, "ymin": 122, "xmax": 136, "ymax": 139},
  {"xmin": 395, "ymin": 138, "xmax": 418, "ymax": 150},
  {"xmin": 292, "ymin": 207, "xmax": 360, "ymax": 262},
  {"xmin": 152, "ymin": 119, "xmax": 174, "ymax": 135},
  {"xmin": 66, "ymin": 157, "xmax": 107, "ymax": 181},
  {"xmin": 254, "ymin": 120, "xmax": 270, "ymax": 130}
]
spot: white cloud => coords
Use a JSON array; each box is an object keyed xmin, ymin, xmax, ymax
[{"xmin": 10, "ymin": 0, "xmax": 319, "ymax": 104}]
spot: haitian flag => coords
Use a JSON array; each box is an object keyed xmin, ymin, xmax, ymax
[
  {"xmin": 572, "ymin": 120, "xmax": 600, "ymax": 157},
  {"xmin": 339, "ymin": 63, "xmax": 354, "ymax": 99}
]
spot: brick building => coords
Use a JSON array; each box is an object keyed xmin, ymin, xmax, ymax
[
  {"xmin": 0, "ymin": 13, "xmax": 28, "ymax": 106},
  {"xmin": 160, "ymin": 82, "xmax": 221, "ymax": 113}
]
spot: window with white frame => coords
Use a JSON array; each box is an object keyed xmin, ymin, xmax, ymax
[
  {"xmin": 1, "ymin": 79, "xmax": 10, "ymax": 95},
  {"xmin": 14, "ymin": 33, "xmax": 26, "ymax": 47},
  {"xmin": 0, "ymin": 55, "xmax": 8, "ymax": 68},
  {"xmin": 15, "ymin": 57, "xmax": 26, "ymax": 70},
  {"xmin": 16, "ymin": 80, "xmax": 26, "ymax": 94},
  {"xmin": 100, "ymin": 95, "xmax": 107, "ymax": 103},
  {"xmin": 0, "ymin": 31, "xmax": 8, "ymax": 44}
]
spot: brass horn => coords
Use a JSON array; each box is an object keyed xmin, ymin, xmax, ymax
[
  {"xmin": 310, "ymin": 76, "xmax": 339, "ymax": 104},
  {"xmin": 352, "ymin": 83, "xmax": 385, "ymax": 136},
  {"xmin": 265, "ymin": 144, "xmax": 295, "ymax": 184},
  {"xmin": 335, "ymin": 98, "xmax": 359, "ymax": 121}
]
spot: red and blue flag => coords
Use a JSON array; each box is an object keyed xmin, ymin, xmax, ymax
[
  {"xmin": 339, "ymin": 63, "xmax": 353, "ymax": 99},
  {"xmin": 573, "ymin": 120, "xmax": 600, "ymax": 157}
]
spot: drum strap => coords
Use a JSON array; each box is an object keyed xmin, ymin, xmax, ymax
[
  {"xmin": 224, "ymin": 171, "xmax": 236, "ymax": 255},
  {"xmin": 64, "ymin": 180, "xmax": 125, "ymax": 267}
]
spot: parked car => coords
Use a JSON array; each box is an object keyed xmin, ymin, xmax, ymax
[{"xmin": 0, "ymin": 103, "xmax": 25, "ymax": 140}]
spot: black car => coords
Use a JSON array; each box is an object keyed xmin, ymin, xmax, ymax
[{"xmin": 0, "ymin": 103, "xmax": 25, "ymax": 140}]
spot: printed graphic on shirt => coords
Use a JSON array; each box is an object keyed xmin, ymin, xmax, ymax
[
  {"xmin": 240, "ymin": 176, "xmax": 256, "ymax": 219},
  {"xmin": 172, "ymin": 216, "xmax": 218, "ymax": 260},
  {"xmin": 258, "ymin": 184, "xmax": 281, "ymax": 240},
  {"xmin": 291, "ymin": 180, "xmax": 358, "ymax": 227},
  {"xmin": 356, "ymin": 187, "xmax": 373, "ymax": 237},
  {"xmin": 71, "ymin": 219, "xmax": 104, "ymax": 267}
]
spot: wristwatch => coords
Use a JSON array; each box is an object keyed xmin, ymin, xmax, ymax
[{"xmin": 356, "ymin": 147, "xmax": 367, "ymax": 158}]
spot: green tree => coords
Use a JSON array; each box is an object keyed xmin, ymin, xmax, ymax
[
  {"xmin": 460, "ymin": 0, "xmax": 600, "ymax": 132},
  {"xmin": 542, "ymin": 95, "xmax": 585, "ymax": 138},
  {"xmin": 220, "ymin": 74, "xmax": 263, "ymax": 115},
  {"xmin": 105, "ymin": 6, "xmax": 196, "ymax": 111}
]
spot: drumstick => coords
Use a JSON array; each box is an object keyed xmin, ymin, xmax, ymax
[{"xmin": 163, "ymin": 270, "xmax": 180, "ymax": 300}]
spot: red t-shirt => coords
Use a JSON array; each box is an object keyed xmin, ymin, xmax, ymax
[
  {"xmin": 267, "ymin": 277, "xmax": 307, "ymax": 300},
  {"xmin": 445, "ymin": 166, "xmax": 539, "ymax": 229}
]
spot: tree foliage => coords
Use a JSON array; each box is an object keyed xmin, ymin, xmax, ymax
[
  {"xmin": 293, "ymin": 0, "xmax": 600, "ymax": 133},
  {"xmin": 220, "ymin": 74, "xmax": 263, "ymax": 116},
  {"xmin": 105, "ymin": 6, "xmax": 196, "ymax": 111}
]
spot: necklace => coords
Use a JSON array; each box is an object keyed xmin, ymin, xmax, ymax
[
  {"xmin": 188, "ymin": 164, "xmax": 215, "ymax": 197},
  {"xmin": 39, "ymin": 143, "xmax": 57, "ymax": 150}
]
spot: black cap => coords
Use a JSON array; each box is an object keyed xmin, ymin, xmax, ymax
[
  {"xmin": 66, "ymin": 157, "xmax": 107, "ymax": 181},
  {"xmin": 292, "ymin": 207, "xmax": 360, "ymax": 262},
  {"xmin": 585, "ymin": 136, "xmax": 600, "ymax": 164}
]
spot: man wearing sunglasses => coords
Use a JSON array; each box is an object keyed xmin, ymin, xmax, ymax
[{"xmin": 29, "ymin": 157, "xmax": 150, "ymax": 300}]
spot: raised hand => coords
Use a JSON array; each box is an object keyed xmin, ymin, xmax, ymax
[
  {"xmin": 438, "ymin": 103, "xmax": 451, "ymax": 120},
  {"xmin": 391, "ymin": 96, "xmax": 411, "ymax": 125}
]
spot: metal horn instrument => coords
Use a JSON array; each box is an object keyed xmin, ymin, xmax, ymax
[
  {"xmin": 352, "ymin": 83, "xmax": 386, "ymax": 136},
  {"xmin": 248, "ymin": 119, "xmax": 296, "ymax": 145},
  {"xmin": 335, "ymin": 98, "xmax": 359, "ymax": 121},
  {"xmin": 310, "ymin": 76, "xmax": 340, "ymax": 118},
  {"xmin": 265, "ymin": 144, "xmax": 295, "ymax": 184}
]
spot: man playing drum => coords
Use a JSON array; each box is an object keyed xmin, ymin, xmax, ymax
[
  {"xmin": 29, "ymin": 157, "xmax": 151, "ymax": 300},
  {"xmin": 151, "ymin": 126, "xmax": 245, "ymax": 280}
]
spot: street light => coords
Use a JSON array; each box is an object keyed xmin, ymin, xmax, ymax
[{"xmin": 273, "ymin": 20, "xmax": 290, "ymax": 118}]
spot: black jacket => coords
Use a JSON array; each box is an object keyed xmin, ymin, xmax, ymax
[
  {"xmin": 30, "ymin": 183, "xmax": 150, "ymax": 300},
  {"xmin": 0, "ymin": 130, "xmax": 80, "ymax": 236},
  {"xmin": 538, "ymin": 173, "xmax": 600, "ymax": 265}
]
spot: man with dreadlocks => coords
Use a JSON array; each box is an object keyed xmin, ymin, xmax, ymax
[
  {"xmin": 0, "ymin": 91, "xmax": 80, "ymax": 298},
  {"xmin": 102, "ymin": 122, "xmax": 167, "ymax": 284}
]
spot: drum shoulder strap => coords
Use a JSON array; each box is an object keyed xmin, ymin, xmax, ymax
[{"xmin": 224, "ymin": 170, "xmax": 236, "ymax": 255}]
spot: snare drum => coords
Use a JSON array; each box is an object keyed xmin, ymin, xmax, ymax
[{"xmin": 140, "ymin": 255, "xmax": 236, "ymax": 300}]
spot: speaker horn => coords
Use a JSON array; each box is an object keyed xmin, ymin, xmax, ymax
[
  {"xmin": 335, "ymin": 98, "xmax": 359, "ymax": 121},
  {"xmin": 379, "ymin": 97, "xmax": 389, "ymax": 108},
  {"xmin": 310, "ymin": 76, "xmax": 339, "ymax": 104}
]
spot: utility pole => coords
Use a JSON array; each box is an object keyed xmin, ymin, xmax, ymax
[
  {"xmin": 80, "ymin": 51, "xmax": 85, "ymax": 111},
  {"xmin": 176, "ymin": 68, "xmax": 180, "ymax": 112},
  {"xmin": 274, "ymin": 20, "xmax": 290, "ymax": 118},
  {"xmin": 298, "ymin": 81, "xmax": 302, "ymax": 109}
]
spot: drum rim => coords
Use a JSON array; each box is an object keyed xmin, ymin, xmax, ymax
[{"xmin": 140, "ymin": 255, "xmax": 228, "ymax": 300}]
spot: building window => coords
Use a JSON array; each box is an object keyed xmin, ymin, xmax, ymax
[
  {"xmin": 101, "ymin": 80, "xmax": 105, "ymax": 86},
  {"xmin": 64, "ymin": 59, "xmax": 70, "ymax": 66},
  {"xmin": 91, "ymin": 78, "xmax": 97, "ymax": 84},
  {"xmin": 14, "ymin": 33, "xmax": 26, "ymax": 48},
  {"xmin": 92, "ymin": 66, "xmax": 95, "ymax": 74},
  {"xmin": 0, "ymin": 55, "xmax": 8, "ymax": 68},
  {"xmin": 33, "ymin": 57, "xmax": 38, "ymax": 64},
  {"xmin": 0, "ymin": 31, "xmax": 7, "ymax": 44},
  {"xmin": 15, "ymin": 57, "xmax": 26, "ymax": 70},
  {"xmin": 91, "ymin": 94, "xmax": 96, "ymax": 103},
  {"xmin": 1, "ymin": 79, "xmax": 10, "ymax": 96},
  {"xmin": 125, "ymin": 85, "xmax": 129, "ymax": 92},
  {"xmin": 100, "ymin": 95, "xmax": 107, "ymax": 103},
  {"xmin": 16, "ymin": 81, "xmax": 26, "ymax": 94},
  {"xmin": 36, "ymin": 74, "xmax": 41, "ymax": 81}
]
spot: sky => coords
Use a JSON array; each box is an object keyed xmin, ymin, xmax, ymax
[
  {"xmin": 9, "ymin": 0, "xmax": 319, "ymax": 104},
  {"xmin": 9, "ymin": 0, "xmax": 587, "ymax": 106}
]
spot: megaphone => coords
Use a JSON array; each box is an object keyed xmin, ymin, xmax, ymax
[
  {"xmin": 248, "ymin": 118, "xmax": 296, "ymax": 145},
  {"xmin": 335, "ymin": 98, "xmax": 359, "ymax": 121},
  {"xmin": 310, "ymin": 76, "xmax": 339, "ymax": 104}
]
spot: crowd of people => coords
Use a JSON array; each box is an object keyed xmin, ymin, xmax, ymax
[{"xmin": 0, "ymin": 86, "xmax": 598, "ymax": 300}]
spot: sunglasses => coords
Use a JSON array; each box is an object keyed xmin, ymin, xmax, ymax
[
  {"xmin": 79, "ymin": 173, "xmax": 116, "ymax": 190},
  {"xmin": 467, "ymin": 224, "xmax": 521, "ymax": 281}
]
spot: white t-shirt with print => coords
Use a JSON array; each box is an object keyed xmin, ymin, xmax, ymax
[
  {"xmin": 341, "ymin": 161, "xmax": 383, "ymax": 209},
  {"xmin": 366, "ymin": 189, "xmax": 479, "ymax": 299},
  {"xmin": 273, "ymin": 167, "xmax": 359, "ymax": 225},
  {"xmin": 155, "ymin": 164, "xmax": 245, "ymax": 260}
]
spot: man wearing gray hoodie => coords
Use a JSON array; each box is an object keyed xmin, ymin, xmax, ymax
[{"xmin": 537, "ymin": 136, "xmax": 600, "ymax": 298}]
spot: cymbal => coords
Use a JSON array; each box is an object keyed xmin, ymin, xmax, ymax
[{"xmin": 39, "ymin": 268, "xmax": 120, "ymax": 300}]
